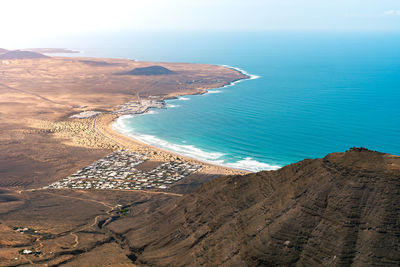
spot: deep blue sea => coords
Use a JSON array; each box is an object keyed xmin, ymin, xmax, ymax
[{"xmin": 38, "ymin": 31, "xmax": 400, "ymax": 171}]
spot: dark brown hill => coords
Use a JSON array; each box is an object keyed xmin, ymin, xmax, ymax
[
  {"xmin": 107, "ymin": 148, "xmax": 400, "ymax": 266},
  {"xmin": 119, "ymin": 65, "xmax": 175, "ymax": 75},
  {"xmin": 0, "ymin": 50, "xmax": 49, "ymax": 59}
]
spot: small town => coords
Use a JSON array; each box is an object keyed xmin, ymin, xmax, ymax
[
  {"xmin": 68, "ymin": 97, "xmax": 166, "ymax": 119},
  {"xmin": 44, "ymin": 150, "xmax": 201, "ymax": 191},
  {"xmin": 114, "ymin": 97, "xmax": 166, "ymax": 115}
]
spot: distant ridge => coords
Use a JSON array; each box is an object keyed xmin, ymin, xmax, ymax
[
  {"xmin": 109, "ymin": 148, "xmax": 400, "ymax": 266},
  {"xmin": 0, "ymin": 48, "xmax": 9, "ymax": 54},
  {"xmin": 22, "ymin": 48, "xmax": 79, "ymax": 54},
  {"xmin": 119, "ymin": 65, "xmax": 175, "ymax": 75},
  {"xmin": 79, "ymin": 60, "xmax": 116, "ymax": 66},
  {"xmin": 0, "ymin": 50, "xmax": 49, "ymax": 60}
]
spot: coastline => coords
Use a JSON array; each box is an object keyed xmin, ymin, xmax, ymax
[
  {"xmin": 98, "ymin": 113, "xmax": 248, "ymax": 176},
  {"xmin": 160, "ymin": 65, "xmax": 254, "ymax": 101},
  {"xmin": 108, "ymin": 65, "xmax": 279, "ymax": 172},
  {"xmin": 0, "ymin": 55, "xmax": 255, "ymax": 190}
]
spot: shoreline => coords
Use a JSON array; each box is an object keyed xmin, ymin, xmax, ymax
[
  {"xmin": 0, "ymin": 54, "xmax": 260, "ymax": 190},
  {"xmin": 107, "ymin": 65, "xmax": 279, "ymax": 173},
  {"xmin": 96, "ymin": 113, "xmax": 248, "ymax": 176},
  {"xmin": 158, "ymin": 65, "xmax": 254, "ymax": 101}
]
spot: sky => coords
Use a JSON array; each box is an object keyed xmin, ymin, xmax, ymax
[{"xmin": 1, "ymin": 0, "xmax": 399, "ymax": 48}]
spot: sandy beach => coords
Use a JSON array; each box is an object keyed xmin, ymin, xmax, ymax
[
  {"xmin": 0, "ymin": 54, "xmax": 250, "ymax": 265},
  {"xmin": 32, "ymin": 112, "xmax": 247, "ymax": 176},
  {"xmin": 0, "ymin": 55, "xmax": 248, "ymax": 189},
  {"xmin": 103, "ymin": 114, "xmax": 247, "ymax": 176}
]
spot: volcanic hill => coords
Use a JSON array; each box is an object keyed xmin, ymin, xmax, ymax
[
  {"xmin": 105, "ymin": 148, "xmax": 400, "ymax": 266},
  {"xmin": 120, "ymin": 65, "xmax": 175, "ymax": 75}
]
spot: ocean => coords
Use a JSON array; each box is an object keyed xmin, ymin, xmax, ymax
[{"xmin": 38, "ymin": 31, "xmax": 400, "ymax": 171}]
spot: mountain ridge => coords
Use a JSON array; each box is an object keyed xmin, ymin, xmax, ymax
[{"xmin": 105, "ymin": 148, "xmax": 400, "ymax": 266}]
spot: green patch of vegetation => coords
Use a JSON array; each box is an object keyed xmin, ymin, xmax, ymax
[{"xmin": 120, "ymin": 208, "xmax": 129, "ymax": 216}]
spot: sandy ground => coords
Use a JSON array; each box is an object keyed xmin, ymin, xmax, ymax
[
  {"xmin": 0, "ymin": 55, "xmax": 247, "ymax": 266},
  {"xmin": 0, "ymin": 56, "xmax": 247, "ymax": 189}
]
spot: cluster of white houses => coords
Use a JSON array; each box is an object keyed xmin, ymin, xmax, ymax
[
  {"xmin": 44, "ymin": 150, "xmax": 201, "ymax": 191},
  {"xmin": 69, "ymin": 110, "xmax": 102, "ymax": 119},
  {"xmin": 115, "ymin": 98, "xmax": 165, "ymax": 115}
]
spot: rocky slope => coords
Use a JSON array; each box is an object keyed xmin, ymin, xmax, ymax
[{"xmin": 107, "ymin": 148, "xmax": 400, "ymax": 266}]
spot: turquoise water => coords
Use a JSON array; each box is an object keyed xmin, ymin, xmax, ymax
[{"xmin": 42, "ymin": 32, "xmax": 400, "ymax": 171}]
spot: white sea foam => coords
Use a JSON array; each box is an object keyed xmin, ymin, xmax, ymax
[
  {"xmin": 113, "ymin": 115, "xmax": 133, "ymax": 134},
  {"xmin": 166, "ymin": 104, "xmax": 180, "ymax": 108},
  {"xmin": 145, "ymin": 110, "xmax": 158, "ymax": 115},
  {"xmin": 138, "ymin": 136, "xmax": 224, "ymax": 161},
  {"xmin": 113, "ymin": 117, "xmax": 281, "ymax": 172},
  {"xmin": 114, "ymin": 130, "xmax": 224, "ymax": 162},
  {"xmin": 206, "ymin": 90, "xmax": 223, "ymax": 94},
  {"xmin": 220, "ymin": 64, "xmax": 260, "ymax": 81},
  {"xmin": 178, "ymin": 97, "xmax": 190, "ymax": 101},
  {"xmin": 224, "ymin": 157, "xmax": 281, "ymax": 172}
]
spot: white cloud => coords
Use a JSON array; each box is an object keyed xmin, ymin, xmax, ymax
[{"xmin": 385, "ymin": 10, "xmax": 400, "ymax": 16}]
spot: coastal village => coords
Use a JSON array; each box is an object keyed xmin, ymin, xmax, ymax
[
  {"xmin": 69, "ymin": 97, "xmax": 166, "ymax": 119},
  {"xmin": 114, "ymin": 97, "xmax": 166, "ymax": 115},
  {"xmin": 54, "ymin": 97, "xmax": 203, "ymax": 192},
  {"xmin": 44, "ymin": 150, "xmax": 202, "ymax": 191}
]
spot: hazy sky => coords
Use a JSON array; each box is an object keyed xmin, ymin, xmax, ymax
[{"xmin": 1, "ymin": 0, "xmax": 399, "ymax": 47}]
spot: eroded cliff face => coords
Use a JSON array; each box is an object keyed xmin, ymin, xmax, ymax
[{"xmin": 106, "ymin": 148, "xmax": 400, "ymax": 266}]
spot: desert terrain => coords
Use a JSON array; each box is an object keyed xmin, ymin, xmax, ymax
[
  {"xmin": 1, "ymin": 51, "xmax": 399, "ymax": 266},
  {"xmin": 0, "ymin": 51, "xmax": 247, "ymax": 266}
]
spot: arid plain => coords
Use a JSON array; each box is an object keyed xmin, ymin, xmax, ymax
[{"xmin": 0, "ymin": 53, "xmax": 247, "ymax": 266}]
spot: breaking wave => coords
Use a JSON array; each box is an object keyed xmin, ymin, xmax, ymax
[
  {"xmin": 166, "ymin": 104, "xmax": 180, "ymax": 108},
  {"xmin": 113, "ymin": 118, "xmax": 224, "ymax": 162},
  {"xmin": 144, "ymin": 110, "xmax": 158, "ymax": 115},
  {"xmin": 206, "ymin": 90, "xmax": 223, "ymax": 94},
  {"xmin": 220, "ymin": 64, "xmax": 260, "ymax": 81},
  {"xmin": 113, "ymin": 116, "xmax": 280, "ymax": 172},
  {"xmin": 224, "ymin": 157, "xmax": 280, "ymax": 171}
]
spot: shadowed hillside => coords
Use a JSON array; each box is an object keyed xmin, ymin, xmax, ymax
[
  {"xmin": 106, "ymin": 148, "xmax": 400, "ymax": 266},
  {"xmin": 0, "ymin": 48, "xmax": 9, "ymax": 54},
  {"xmin": 0, "ymin": 50, "xmax": 48, "ymax": 59}
]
